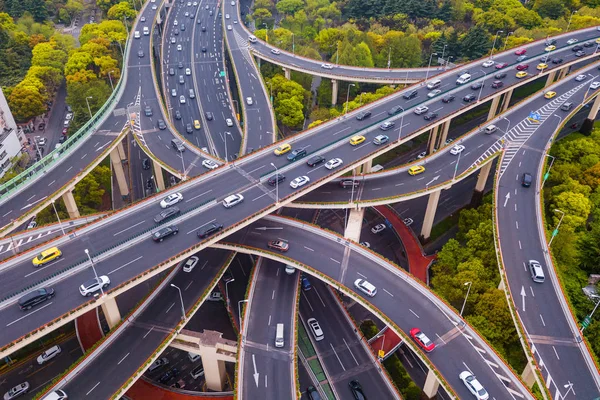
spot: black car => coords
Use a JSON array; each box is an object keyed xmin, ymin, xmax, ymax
[
  {"xmin": 138, "ymin": 50, "xmax": 144, "ymax": 57},
  {"xmin": 355, "ymin": 110, "xmax": 371, "ymax": 121},
  {"xmin": 174, "ymin": 110, "xmax": 182, "ymax": 120},
  {"xmin": 423, "ymin": 112, "xmax": 438, "ymax": 121},
  {"xmin": 59, "ymin": 135, "xmax": 67, "ymax": 144},
  {"xmin": 494, "ymin": 72, "xmax": 507, "ymax": 79},
  {"xmin": 201, "ymin": 26, "xmax": 206, "ymax": 31},
  {"xmin": 287, "ymin": 148, "xmax": 307, "ymax": 161},
  {"xmin": 197, "ymin": 222, "xmax": 223, "ymax": 238},
  {"xmin": 153, "ymin": 207, "xmax": 180, "ymax": 223},
  {"xmin": 552, "ymin": 58, "xmax": 563, "ymax": 64},
  {"xmin": 572, "ymin": 45, "xmax": 583, "ymax": 52},
  {"xmin": 144, "ymin": 105, "xmax": 152, "ymax": 116},
  {"xmin": 158, "ymin": 368, "xmax": 180, "ymax": 384},
  {"xmin": 388, "ymin": 105, "xmax": 403, "ymax": 115},
  {"xmin": 152, "ymin": 225, "xmax": 179, "ymax": 242},
  {"xmin": 545, "ymin": 38, "xmax": 557, "ymax": 46},
  {"xmin": 145, "ymin": 179, "xmax": 154, "ymax": 191},
  {"xmin": 463, "ymin": 93, "xmax": 476, "ymax": 102},
  {"xmin": 491, "ymin": 80, "xmax": 503, "ymax": 89},
  {"xmin": 441, "ymin": 94, "xmax": 455, "ymax": 103},
  {"xmin": 186, "ymin": 123, "xmax": 193, "ymax": 133},
  {"xmin": 584, "ymin": 41, "xmax": 595, "ymax": 47},
  {"xmin": 157, "ymin": 119, "xmax": 166, "ymax": 130},
  {"xmin": 201, "ymin": 47, "xmax": 207, "ymax": 52},
  {"xmin": 178, "ymin": 61, "xmax": 184, "ymax": 69},
  {"xmin": 402, "ymin": 89, "xmax": 418, "ymax": 100},
  {"xmin": 306, "ymin": 155, "xmax": 325, "ymax": 167},
  {"xmin": 205, "ymin": 112, "xmax": 214, "ymax": 120},
  {"xmin": 169, "ymin": 68, "xmax": 175, "ymax": 76},
  {"xmin": 470, "ymin": 82, "xmax": 484, "ymax": 90},
  {"xmin": 267, "ymin": 173, "xmax": 285, "ymax": 186},
  {"xmin": 575, "ymin": 50, "xmax": 586, "ymax": 57},
  {"xmin": 18, "ymin": 288, "xmax": 55, "ymax": 310},
  {"xmin": 348, "ymin": 380, "xmax": 366, "ymax": 400},
  {"xmin": 142, "ymin": 158, "xmax": 151, "ymax": 170},
  {"xmin": 522, "ymin": 172, "xmax": 532, "ymax": 187}
]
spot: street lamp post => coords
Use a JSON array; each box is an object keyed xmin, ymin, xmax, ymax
[
  {"xmin": 387, "ymin": 46, "xmax": 392, "ymax": 69},
  {"xmin": 344, "ymin": 83, "xmax": 356, "ymax": 115},
  {"xmin": 581, "ymin": 300, "xmax": 600, "ymax": 332},
  {"xmin": 563, "ymin": 382, "xmax": 575, "ymax": 398},
  {"xmin": 179, "ymin": 152, "xmax": 187, "ymax": 180},
  {"xmin": 108, "ymin": 70, "xmax": 115, "ymax": 91},
  {"xmin": 397, "ymin": 108, "xmax": 405, "ymax": 142},
  {"xmin": 503, "ymin": 32, "xmax": 514, "ymax": 51},
  {"xmin": 224, "ymin": 131, "xmax": 232, "ymax": 161},
  {"xmin": 84, "ymin": 249, "xmax": 104, "ymax": 296},
  {"xmin": 548, "ymin": 209, "xmax": 565, "ymax": 248},
  {"xmin": 460, "ymin": 281, "xmax": 472, "ymax": 316},
  {"xmin": 336, "ymin": 41, "xmax": 340, "ymax": 65},
  {"xmin": 170, "ymin": 284, "xmax": 186, "ymax": 321},
  {"xmin": 270, "ymin": 162, "xmax": 279, "ymax": 203},
  {"xmin": 490, "ymin": 30, "xmax": 504, "ymax": 59},
  {"xmin": 225, "ymin": 278, "xmax": 235, "ymax": 306},
  {"xmin": 567, "ymin": 10, "xmax": 577, "ymax": 32},
  {"xmin": 232, "ymin": 99, "xmax": 239, "ymax": 120},
  {"xmin": 440, "ymin": 44, "xmax": 447, "ymax": 64},
  {"xmin": 359, "ymin": 92, "xmax": 366, "ymax": 106},
  {"xmin": 238, "ymin": 299, "xmax": 249, "ymax": 327},
  {"xmin": 267, "ymin": 81, "xmax": 273, "ymax": 103},
  {"xmin": 52, "ymin": 200, "xmax": 66, "ymax": 235},
  {"xmin": 425, "ymin": 53, "xmax": 438, "ymax": 82},
  {"xmin": 502, "ymin": 116, "xmax": 511, "ymax": 133},
  {"xmin": 541, "ymin": 154, "xmax": 555, "ymax": 189},
  {"xmin": 477, "ymin": 69, "xmax": 487, "ymax": 102},
  {"xmin": 445, "ymin": 56, "xmax": 454, "ymax": 71},
  {"xmin": 85, "ymin": 96, "xmax": 93, "ymax": 118},
  {"xmin": 33, "ymin": 136, "xmax": 43, "ymax": 161},
  {"xmin": 292, "ymin": 33, "xmax": 295, "ymax": 55}
]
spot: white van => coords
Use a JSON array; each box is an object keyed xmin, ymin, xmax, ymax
[
  {"xmin": 484, "ymin": 125, "xmax": 497, "ymax": 134},
  {"xmin": 285, "ymin": 265, "xmax": 296, "ymax": 275},
  {"xmin": 426, "ymin": 79, "xmax": 441, "ymax": 90},
  {"xmin": 456, "ymin": 73, "xmax": 471, "ymax": 85},
  {"xmin": 188, "ymin": 352, "xmax": 201, "ymax": 362},
  {"xmin": 143, "ymin": 26, "xmax": 149, "ymax": 35},
  {"xmin": 41, "ymin": 390, "xmax": 68, "ymax": 400},
  {"xmin": 134, "ymin": 30, "xmax": 141, "ymax": 39},
  {"xmin": 37, "ymin": 345, "xmax": 61, "ymax": 365},
  {"xmin": 190, "ymin": 364, "xmax": 204, "ymax": 379},
  {"xmin": 248, "ymin": 35, "xmax": 257, "ymax": 43},
  {"xmin": 275, "ymin": 323, "xmax": 284, "ymax": 348}
]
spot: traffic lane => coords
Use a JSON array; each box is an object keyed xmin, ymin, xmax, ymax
[{"xmin": 242, "ymin": 346, "xmax": 292, "ymax": 400}]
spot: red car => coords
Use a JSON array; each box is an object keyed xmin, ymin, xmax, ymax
[
  {"xmin": 516, "ymin": 64, "xmax": 529, "ymax": 71},
  {"xmin": 514, "ymin": 48, "xmax": 526, "ymax": 56},
  {"xmin": 61, "ymin": 127, "xmax": 68, "ymax": 135},
  {"xmin": 410, "ymin": 328, "xmax": 436, "ymax": 352},
  {"xmin": 495, "ymin": 62, "xmax": 508, "ymax": 69},
  {"xmin": 267, "ymin": 240, "xmax": 289, "ymax": 252}
]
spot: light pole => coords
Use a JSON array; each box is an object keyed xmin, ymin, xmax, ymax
[
  {"xmin": 502, "ymin": 116, "xmax": 511, "ymax": 133},
  {"xmin": 85, "ymin": 96, "xmax": 93, "ymax": 118},
  {"xmin": 179, "ymin": 152, "xmax": 187, "ymax": 180},
  {"xmin": 548, "ymin": 209, "xmax": 565, "ymax": 248},
  {"xmin": 477, "ymin": 69, "xmax": 487, "ymax": 102},
  {"xmin": 541, "ymin": 154, "xmax": 555, "ymax": 189},
  {"xmin": 453, "ymin": 146, "xmax": 462, "ymax": 181},
  {"xmin": 267, "ymin": 81, "xmax": 273, "ymax": 103},
  {"xmin": 563, "ymin": 381, "xmax": 575, "ymax": 398},
  {"xmin": 336, "ymin": 41, "xmax": 340, "ymax": 65},
  {"xmin": 503, "ymin": 32, "xmax": 514, "ymax": 51},
  {"xmin": 270, "ymin": 162, "xmax": 279, "ymax": 203},
  {"xmin": 440, "ymin": 44, "xmax": 447, "ymax": 65},
  {"xmin": 263, "ymin": 23, "xmax": 268, "ymax": 42},
  {"xmin": 224, "ymin": 131, "xmax": 232, "ymax": 161},
  {"xmin": 238, "ymin": 299, "xmax": 248, "ymax": 327},
  {"xmin": 581, "ymin": 299, "xmax": 600, "ymax": 332},
  {"xmin": 445, "ymin": 56, "xmax": 454, "ymax": 71},
  {"xmin": 566, "ymin": 10, "xmax": 577, "ymax": 32},
  {"xmin": 387, "ymin": 46, "xmax": 392, "ymax": 69},
  {"xmin": 490, "ymin": 30, "xmax": 503, "ymax": 59},
  {"xmin": 225, "ymin": 278, "xmax": 235, "ymax": 306},
  {"xmin": 108, "ymin": 70, "xmax": 115, "ymax": 91},
  {"xmin": 425, "ymin": 53, "xmax": 438, "ymax": 82},
  {"xmin": 33, "ymin": 136, "xmax": 43, "ymax": 161},
  {"xmin": 84, "ymin": 249, "xmax": 104, "ymax": 296},
  {"xmin": 396, "ymin": 108, "xmax": 405, "ymax": 142},
  {"xmin": 344, "ymin": 83, "xmax": 356, "ymax": 115},
  {"xmin": 170, "ymin": 284, "xmax": 186, "ymax": 321},
  {"xmin": 51, "ymin": 200, "xmax": 66, "ymax": 235},
  {"xmin": 460, "ymin": 281, "xmax": 472, "ymax": 316},
  {"xmin": 292, "ymin": 33, "xmax": 295, "ymax": 55}
]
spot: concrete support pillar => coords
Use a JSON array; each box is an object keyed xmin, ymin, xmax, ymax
[
  {"xmin": 152, "ymin": 160, "xmax": 166, "ymax": 192},
  {"xmin": 470, "ymin": 161, "xmax": 493, "ymax": 207},
  {"xmin": 101, "ymin": 297, "xmax": 122, "ymax": 329},
  {"xmin": 331, "ymin": 79, "xmax": 338, "ymax": 105},
  {"xmin": 487, "ymin": 95, "xmax": 501, "ymax": 121},
  {"xmin": 116, "ymin": 142, "xmax": 127, "ymax": 160},
  {"xmin": 427, "ymin": 125, "xmax": 439, "ymax": 155},
  {"xmin": 353, "ymin": 165, "xmax": 362, "ymax": 175},
  {"xmin": 203, "ymin": 356, "xmax": 227, "ymax": 391},
  {"xmin": 420, "ymin": 190, "xmax": 441, "ymax": 241},
  {"xmin": 423, "ymin": 369, "xmax": 440, "ymax": 399},
  {"xmin": 521, "ymin": 363, "xmax": 536, "ymax": 387},
  {"xmin": 436, "ymin": 120, "xmax": 450, "ymax": 149},
  {"xmin": 283, "ymin": 68, "xmax": 291, "ymax": 80},
  {"xmin": 545, "ymin": 70, "xmax": 557, "ymax": 88},
  {"xmin": 344, "ymin": 208, "xmax": 365, "ymax": 242},
  {"xmin": 581, "ymin": 95, "xmax": 600, "ymax": 135},
  {"xmin": 110, "ymin": 148, "xmax": 129, "ymax": 197},
  {"xmin": 500, "ymin": 88, "xmax": 513, "ymax": 113},
  {"xmin": 557, "ymin": 65, "xmax": 568, "ymax": 80},
  {"xmin": 62, "ymin": 190, "xmax": 80, "ymax": 219},
  {"xmin": 362, "ymin": 158, "xmax": 373, "ymax": 173}
]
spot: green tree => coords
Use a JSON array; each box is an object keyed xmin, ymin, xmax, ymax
[
  {"xmin": 107, "ymin": 1, "xmax": 136, "ymax": 20},
  {"xmin": 533, "ymin": 0, "xmax": 565, "ymax": 19},
  {"xmin": 551, "ymin": 191, "xmax": 592, "ymax": 230},
  {"xmin": 276, "ymin": 0, "xmax": 304, "ymax": 16},
  {"xmin": 7, "ymin": 85, "xmax": 45, "ymax": 121},
  {"xmin": 460, "ymin": 25, "xmax": 490, "ymax": 60},
  {"xmin": 275, "ymin": 97, "xmax": 304, "ymax": 128}
]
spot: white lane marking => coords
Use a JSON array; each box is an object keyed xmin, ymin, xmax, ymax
[
  {"xmin": 165, "ymin": 302, "xmax": 175, "ymax": 313},
  {"xmin": 48, "ymin": 180, "xmax": 55, "ymax": 187},
  {"xmin": 184, "ymin": 281, "xmax": 193, "ymax": 291},
  {"xmin": 530, "ymin": 286, "xmax": 535, "ymax": 297},
  {"xmin": 383, "ymin": 288, "xmax": 394, "ymax": 297},
  {"xmin": 113, "ymin": 220, "xmax": 146, "ymax": 236},
  {"xmin": 518, "ymin": 240, "xmax": 522, "ymax": 250},
  {"xmin": 108, "ymin": 256, "xmax": 143, "ymax": 275},
  {"xmin": 117, "ymin": 352, "xmax": 130, "ymax": 365},
  {"xmin": 185, "ymin": 189, "xmax": 213, "ymax": 203},
  {"xmin": 552, "ymin": 346, "xmax": 560, "ymax": 360},
  {"xmin": 6, "ymin": 302, "xmax": 53, "ymax": 326},
  {"xmin": 314, "ymin": 288, "xmax": 326, "ymax": 307},
  {"xmin": 330, "ymin": 342, "xmax": 346, "ymax": 371},
  {"xmin": 304, "ymin": 246, "xmax": 314, "ymax": 251},
  {"xmin": 187, "ymin": 219, "xmax": 216, "ymax": 234},
  {"xmin": 86, "ymin": 382, "xmax": 101, "ymax": 396},
  {"xmin": 330, "ymin": 257, "xmax": 340, "ymax": 264},
  {"xmin": 24, "ymin": 259, "xmax": 65, "ymax": 278},
  {"xmin": 409, "ymin": 309, "xmax": 420, "ymax": 318},
  {"xmin": 143, "ymin": 326, "xmax": 154, "ymax": 339},
  {"xmin": 343, "ymin": 337, "xmax": 359, "ymax": 365},
  {"xmin": 540, "ymin": 314, "xmax": 546, "ymax": 327},
  {"xmin": 436, "ymin": 334, "xmax": 447, "ymax": 345},
  {"xmin": 357, "ymin": 272, "xmax": 367, "ymax": 279}
]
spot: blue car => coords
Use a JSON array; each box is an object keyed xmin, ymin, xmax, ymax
[{"xmin": 302, "ymin": 277, "xmax": 312, "ymax": 291}]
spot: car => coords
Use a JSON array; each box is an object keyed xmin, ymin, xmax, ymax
[
  {"xmin": 32, "ymin": 247, "xmax": 62, "ymax": 267},
  {"xmin": 301, "ymin": 277, "xmax": 312, "ymax": 291},
  {"xmin": 307, "ymin": 318, "xmax": 324, "ymax": 341},
  {"xmin": 185, "ymin": 68, "xmax": 191, "ymax": 75},
  {"xmin": 522, "ymin": 172, "xmax": 532, "ymax": 187},
  {"xmin": 404, "ymin": 217, "xmax": 414, "ymax": 226},
  {"xmin": 194, "ymin": 120, "xmax": 201, "ymax": 129},
  {"xmin": 515, "ymin": 71, "xmax": 528, "ymax": 79},
  {"xmin": 529, "ymin": 259, "xmax": 545, "ymax": 283},
  {"xmin": 169, "ymin": 68, "xmax": 175, "ymax": 76},
  {"xmin": 537, "ymin": 63, "xmax": 548, "ymax": 70},
  {"xmin": 402, "ymin": 89, "xmax": 418, "ymax": 100},
  {"xmin": 340, "ymin": 179, "xmax": 360, "ymax": 188},
  {"xmin": 271, "ymin": 49, "xmax": 281, "ymax": 55},
  {"xmin": 575, "ymin": 74, "xmax": 587, "ymax": 82},
  {"xmin": 153, "ymin": 206, "xmax": 180, "ymax": 223},
  {"xmin": 3, "ymin": 383, "xmax": 29, "ymax": 400},
  {"xmin": 481, "ymin": 60, "xmax": 494, "ymax": 68},
  {"xmin": 379, "ymin": 121, "xmax": 395, "ymax": 131},
  {"xmin": 226, "ymin": 118, "xmax": 234, "ymax": 127},
  {"xmin": 575, "ymin": 50, "xmax": 586, "ymax": 57},
  {"xmin": 274, "ymin": 143, "xmax": 291, "ymax": 155},
  {"xmin": 349, "ymin": 135, "xmax": 366, "ymax": 146},
  {"xmin": 148, "ymin": 358, "xmax": 169, "ymax": 372},
  {"xmin": 567, "ymin": 38, "xmax": 578, "ymax": 45},
  {"xmin": 355, "ymin": 110, "xmax": 371, "ymax": 120},
  {"xmin": 59, "ymin": 136, "xmax": 67, "ymax": 144},
  {"xmin": 171, "ymin": 88, "xmax": 177, "ymax": 97},
  {"xmin": 544, "ymin": 38, "xmax": 556, "ymax": 46},
  {"xmin": 450, "ymin": 144, "xmax": 465, "ymax": 155},
  {"xmin": 158, "ymin": 119, "xmax": 167, "ymax": 130},
  {"xmin": 516, "ymin": 64, "xmax": 529, "ymax": 71},
  {"xmin": 560, "ymin": 102, "xmax": 573, "ymax": 111},
  {"xmin": 205, "ymin": 112, "xmax": 214, "ymax": 120},
  {"xmin": 463, "ymin": 93, "xmax": 476, "ymax": 102},
  {"xmin": 138, "ymin": 50, "xmax": 144, "ymax": 57},
  {"xmin": 62, "ymin": 127, "xmax": 68, "ymax": 135},
  {"xmin": 540, "ymin": 54, "xmax": 550, "ymax": 63},
  {"xmin": 552, "ymin": 57, "xmax": 563, "ymax": 64},
  {"xmin": 408, "ymin": 165, "xmax": 425, "ymax": 175},
  {"xmin": 246, "ymin": 97, "xmax": 253, "ymax": 105},
  {"xmin": 494, "ymin": 72, "xmax": 507, "ymax": 79},
  {"xmin": 459, "ymin": 371, "xmax": 489, "ymax": 400},
  {"xmin": 290, "ymin": 176, "xmax": 310, "ymax": 189},
  {"xmin": 185, "ymin": 123, "xmax": 193, "ymax": 134},
  {"xmin": 544, "ymin": 45, "xmax": 556, "ymax": 52},
  {"xmin": 179, "ymin": 95, "xmax": 186, "ymax": 104},
  {"xmin": 222, "ymin": 193, "xmax": 244, "ymax": 208},
  {"xmin": 160, "ymin": 192, "xmax": 183, "ymax": 208},
  {"xmin": 584, "ymin": 41, "xmax": 595, "ymax": 48},
  {"xmin": 597, "ymin": 37, "xmax": 600, "ymax": 43},
  {"xmin": 158, "ymin": 368, "xmax": 180, "ymax": 384},
  {"xmin": 321, "ymin": 63, "xmax": 334, "ymax": 69},
  {"xmin": 79, "ymin": 275, "xmax": 110, "ymax": 296},
  {"xmin": 287, "ymin": 148, "xmax": 306, "ymax": 161},
  {"xmin": 26, "ymin": 219, "xmax": 37, "ymax": 230},
  {"xmin": 491, "ymin": 80, "xmax": 503, "ymax": 89},
  {"xmin": 152, "ymin": 225, "xmax": 179, "ymax": 242},
  {"xmin": 174, "ymin": 20, "xmax": 179, "ymax": 26},
  {"xmin": 423, "ymin": 112, "xmax": 438, "ymax": 121},
  {"xmin": 360, "ymin": 242, "xmax": 370, "ymax": 248},
  {"xmin": 495, "ymin": 62, "xmax": 508, "ymax": 69},
  {"xmin": 181, "ymin": 24, "xmax": 186, "ymax": 31},
  {"xmin": 178, "ymin": 61, "xmax": 183, "ymax": 68},
  {"xmin": 373, "ymin": 135, "xmax": 389, "ymax": 145},
  {"xmin": 514, "ymin": 48, "xmax": 526, "ymax": 55},
  {"xmin": 544, "ymin": 91, "xmax": 556, "ymax": 99},
  {"xmin": 371, "ymin": 223, "xmax": 386, "ymax": 234},
  {"xmin": 37, "ymin": 137, "xmax": 47, "ymax": 146},
  {"xmin": 202, "ymin": 159, "xmax": 218, "ymax": 170},
  {"xmin": 410, "ymin": 328, "xmax": 435, "ymax": 352},
  {"xmin": 37, "ymin": 345, "xmax": 61, "ymax": 365},
  {"xmin": 65, "ymin": 113, "xmax": 73, "ymax": 120},
  {"xmin": 388, "ymin": 105, "xmax": 404, "ymax": 115},
  {"xmin": 267, "ymin": 173, "xmax": 285, "ymax": 186},
  {"xmin": 416, "ymin": 151, "xmax": 426, "ymax": 159},
  {"xmin": 174, "ymin": 110, "xmax": 182, "ymax": 120},
  {"xmin": 590, "ymin": 81, "xmax": 600, "ymax": 90},
  {"xmin": 354, "ymin": 279, "xmax": 377, "ymax": 297},
  {"xmin": 413, "ymin": 105, "xmax": 429, "ymax": 115},
  {"xmin": 306, "ymin": 155, "xmax": 325, "ymax": 167},
  {"xmin": 171, "ymin": 37, "xmax": 176, "ymax": 44},
  {"xmin": 348, "ymin": 380, "xmax": 367, "ymax": 400},
  {"xmin": 182, "ymin": 256, "xmax": 200, "ymax": 273},
  {"xmin": 268, "ymin": 240, "xmax": 289, "ymax": 252},
  {"xmin": 442, "ymin": 94, "xmax": 455, "ymax": 103},
  {"xmin": 144, "ymin": 105, "xmax": 152, "ymax": 116},
  {"xmin": 177, "ymin": 44, "xmax": 182, "ymax": 51},
  {"xmin": 197, "ymin": 223, "xmax": 223, "ymax": 240},
  {"xmin": 222, "ymin": 270, "xmax": 234, "ymax": 283},
  {"xmin": 140, "ymin": 16, "xmax": 146, "ymax": 21},
  {"xmin": 427, "ymin": 89, "xmax": 441, "ymax": 98},
  {"xmin": 325, "ymin": 158, "xmax": 343, "ymax": 170}
]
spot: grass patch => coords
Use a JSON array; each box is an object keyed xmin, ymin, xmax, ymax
[{"xmin": 428, "ymin": 213, "xmax": 460, "ymax": 242}]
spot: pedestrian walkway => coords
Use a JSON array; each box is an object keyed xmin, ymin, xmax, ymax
[
  {"xmin": 75, "ymin": 309, "xmax": 104, "ymax": 351},
  {"xmin": 373, "ymin": 205, "xmax": 436, "ymax": 284},
  {"xmin": 369, "ymin": 327, "xmax": 402, "ymax": 360},
  {"xmin": 126, "ymin": 378, "xmax": 233, "ymax": 399}
]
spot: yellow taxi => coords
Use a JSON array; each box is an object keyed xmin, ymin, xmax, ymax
[
  {"xmin": 349, "ymin": 135, "xmax": 366, "ymax": 146},
  {"xmin": 193, "ymin": 120, "xmax": 201, "ymax": 129},
  {"xmin": 544, "ymin": 91, "xmax": 556, "ymax": 99},
  {"xmin": 408, "ymin": 165, "xmax": 425, "ymax": 176},
  {"xmin": 32, "ymin": 247, "xmax": 62, "ymax": 267},
  {"xmin": 516, "ymin": 71, "xmax": 528, "ymax": 79},
  {"xmin": 537, "ymin": 63, "xmax": 548, "ymax": 70},
  {"xmin": 596, "ymin": 38, "xmax": 600, "ymax": 44},
  {"xmin": 274, "ymin": 143, "xmax": 291, "ymax": 155},
  {"xmin": 544, "ymin": 45, "xmax": 556, "ymax": 52}
]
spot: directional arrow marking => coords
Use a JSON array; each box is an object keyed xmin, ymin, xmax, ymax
[
  {"xmin": 503, "ymin": 192, "xmax": 510, "ymax": 208},
  {"xmin": 520, "ymin": 286, "xmax": 526, "ymax": 312},
  {"xmin": 426, "ymin": 175, "xmax": 440, "ymax": 186},
  {"xmin": 252, "ymin": 354, "xmax": 259, "ymax": 387}
]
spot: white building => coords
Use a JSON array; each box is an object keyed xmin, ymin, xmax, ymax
[{"xmin": 0, "ymin": 88, "xmax": 24, "ymax": 178}]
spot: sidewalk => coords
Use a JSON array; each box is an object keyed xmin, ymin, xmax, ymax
[
  {"xmin": 369, "ymin": 328, "xmax": 402, "ymax": 359},
  {"xmin": 126, "ymin": 378, "xmax": 233, "ymax": 399},
  {"xmin": 374, "ymin": 206, "xmax": 436, "ymax": 284},
  {"xmin": 75, "ymin": 309, "xmax": 104, "ymax": 351}
]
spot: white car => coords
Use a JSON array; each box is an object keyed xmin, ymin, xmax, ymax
[
  {"xmin": 171, "ymin": 88, "xmax": 177, "ymax": 97},
  {"xmin": 482, "ymin": 60, "xmax": 494, "ymax": 68},
  {"xmin": 202, "ymin": 159, "xmax": 218, "ymax": 169},
  {"xmin": 246, "ymin": 97, "xmax": 253, "ymax": 105},
  {"xmin": 416, "ymin": 151, "xmax": 426, "ymax": 159},
  {"xmin": 65, "ymin": 112, "xmax": 73, "ymax": 120},
  {"xmin": 360, "ymin": 241, "xmax": 370, "ymax": 248},
  {"xmin": 177, "ymin": 44, "xmax": 182, "ymax": 51},
  {"xmin": 37, "ymin": 137, "xmax": 47, "ymax": 146},
  {"xmin": 79, "ymin": 275, "xmax": 110, "ymax": 296},
  {"xmin": 325, "ymin": 158, "xmax": 343, "ymax": 170},
  {"xmin": 459, "ymin": 371, "xmax": 489, "ymax": 400},
  {"xmin": 225, "ymin": 13, "xmax": 230, "ymax": 19},
  {"xmin": 226, "ymin": 118, "xmax": 234, "ymax": 127},
  {"xmin": 450, "ymin": 144, "xmax": 465, "ymax": 155},
  {"xmin": 184, "ymin": 11, "xmax": 189, "ymax": 17},
  {"xmin": 575, "ymin": 74, "xmax": 587, "ymax": 82},
  {"xmin": 3, "ymin": 383, "xmax": 29, "ymax": 400},
  {"xmin": 174, "ymin": 19, "xmax": 178, "ymax": 26},
  {"xmin": 160, "ymin": 192, "xmax": 183, "ymax": 208},
  {"xmin": 371, "ymin": 224, "xmax": 386, "ymax": 234},
  {"xmin": 222, "ymin": 193, "xmax": 244, "ymax": 208},
  {"xmin": 183, "ymin": 256, "xmax": 199, "ymax": 272},
  {"xmin": 321, "ymin": 63, "xmax": 334, "ymax": 69},
  {"xmin": 27, "ymin": 220, "xmax": 37, "ymax": 230},
  {"xmin": 148, "ymin": 357, "xmax": 169, "ymax": 371},
  {"xmin": 414, "ymin": 105, "xmax": 429, "ymax": 115},
  {"xmin": 290, "ymin": 176, "xmax": 310, "ymax": 189},
  {"xmin": 171, "ymin": 37, "xmax": 176, "ymax": 44},
  {"xmin": 231, "ymin": 0, "xmax": 235, "ymax": 4},
  {"xmin": 179, "ymin": 95, "xmax": 186, "ymax": 104},
  {"xmin": 271, "ymin": 49, "xmax": 281, "ymax": 55},
  {"xmin": 193, "ymin": 1, "xmax": 197, "ymax": 5},
  {"xmin": 567, "ymin": 38, "xmax": 578, "ymax": 45},
  {"xmin": 185, "ymin": 68, "xmax": 191, "ymax": 76},
  {"xmin": 152, "ymin": 4, "xmax": 157, "ymax": 9},
  {"xmin": 37, "ymin": 345, "xmax": 61, "ymax": 365},
  {"xmin": 227, "ymin": 25, "xmax": 232, "ymax": 31},
  {"xmin": 591, "ymin": 81, "xmax": 600, "ymax": 90},
  {"xmin": 354, "ymin": 279, "xmax": 377, "ymax": 297},
  {"xmin": 427, "ymin": 89, "xmax": 441, "ymax": 98}
]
